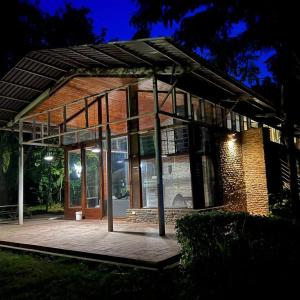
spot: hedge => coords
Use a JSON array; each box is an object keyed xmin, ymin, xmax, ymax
[{"xmin": 176, "ymin": 211, "xmax": 300, "ymax": 269}]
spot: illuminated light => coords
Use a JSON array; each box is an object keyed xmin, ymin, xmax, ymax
[
  {"xmin": 227, "ymin": 139, "xmax": 236, "ymax": 148},
  {"xmin": 91, "ymin": 143, "xmax": 101, "ymax": 153},
  {"xmin": 228, "ymin": 133, "xmax": 237, "ymax": 142},
  {"xmin": 44, "ymin": 154, "xmax": 54, "ymax": 161},
  {"xmin": 91, "ymin": 146, "xmax": 101, "ymax": 153},
  {"xmin": 74, "ymin": 163, "xmax": 82, "ymax": 178}
]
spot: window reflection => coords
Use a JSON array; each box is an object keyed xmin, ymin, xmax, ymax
[
  {"xmin": 68, "ymin": 150, "xmax": 82, "ymax": 207},
  {"xmin": 85, "ymin": 148, "xmax": 100, "ymax": 208}
]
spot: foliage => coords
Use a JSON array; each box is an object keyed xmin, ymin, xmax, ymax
[
  {"xmin": 25, "ymin": 147, "xmax": 64, "ymax": 207},
  {"xmin": 175, "ymin": 211, "xmax": 300, "ymax": 296},
  {"xmin": 0, "ymin": 132, "xmax": 19, "ymax": 204},
  {"xmin": 176, "ymin": 211, "xmax": 300, "ymax": 268},
  {"xmin": 131, "ymin": 0, "xmax": 300, "ymax": 120},
  {"xmin": 269, "ymin": 187, "xmax": 294, "ymax": 219},
  {"xmin": 0, "ymin": 0, "xmax": 104, "ymax": 206},
  {"xmin": 29, "ymin": 203, "xmax": 64, "ymax": 215},
  {"xmin": 0, "ymin": 249, "xmax": 184, "ymax": 300},
  {"xmin": 0, "ymin": 0, "xmax": 104, "ymax": 77}
]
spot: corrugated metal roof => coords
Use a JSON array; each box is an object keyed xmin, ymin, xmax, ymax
[{"xmin": 0, "ymin": 37, "xmax": 279, "ymax": 127}]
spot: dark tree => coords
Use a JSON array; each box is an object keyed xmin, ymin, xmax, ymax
[
  {"xmin": 0, "ymin": 0, "xmax": 103, "ymax": 77},
  {"xmin": 0, "ymin": 0, "xmax": 104, "ymax": 205},
  {"xmin": 132, "ymin": 0, "xmax": 300, "ymax": 216}
]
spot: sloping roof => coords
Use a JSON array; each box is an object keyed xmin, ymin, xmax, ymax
[{"xmin": 0, "ymin": 37, "xmax": 279, "ymax": 128}]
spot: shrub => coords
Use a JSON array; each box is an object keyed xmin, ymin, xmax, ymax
[{"xmin": 176, "ymin": 211, "xmax": 300, "ymax": 269}]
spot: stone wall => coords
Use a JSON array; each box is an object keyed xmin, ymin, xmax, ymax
[
  {"xmin": 126, "ymin": 206, "xmax": 226, "ymax": 224},
  {"xmin": 241, "ymin": 128, "xmax": 269, "ymax": 215},
  {"xmin": 219, "ymin": 134, "xmax": 247, "ymax": 211},
  {"xmin": 219, "ymin": 128, "xmax": 269, "ymax": 215}
]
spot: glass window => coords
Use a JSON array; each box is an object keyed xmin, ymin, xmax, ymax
[
  {"xmin": 111, "ymin": 136, "xmax": 130, "ymax": 217},
  {"xmin": 141, "ymin": 155, "xmax": 193, "ymax": 208},
  {"xmin": 68, "ymin": 150, "xmax": 82, "ymax": 207},
  {"xmin": 140, "ymin": 134, "xmax": 155, "ymax": 156}
]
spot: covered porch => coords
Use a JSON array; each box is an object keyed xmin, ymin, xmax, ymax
[
  {"xmin": 0, "ymin": 216, "xmax": 179, "ymax": 269},
  {"xmin": 0, "ymin": 38, "xmax": 280, "ymax": 236}
]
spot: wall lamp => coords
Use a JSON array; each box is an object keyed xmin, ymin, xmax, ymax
[{"xmin": 228, "ymin": 133, "xmax": 237, "ymax": 142}]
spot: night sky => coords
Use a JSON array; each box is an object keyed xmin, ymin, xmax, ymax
[
  {"xmin": 39, "ymin": 0, "xmax": 173, "ymax": 41},
  {"xmin": 38, "ymin": 0, "xmax": 272, "ymax": 81}
]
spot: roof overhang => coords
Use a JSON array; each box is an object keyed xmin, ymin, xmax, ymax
[{"xmin": 0, "ymin": 37, "xmax": 281, "ymax": 130}]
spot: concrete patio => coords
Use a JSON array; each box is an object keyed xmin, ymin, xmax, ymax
[{"xmin": 0, "ymin": 216, "xmax": 180, "ymax": 269}]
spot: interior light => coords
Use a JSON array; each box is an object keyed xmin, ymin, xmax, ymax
[
  {"xmin": 44, "ymin": 153, "xmax": 54, "ymax": 161},
  {"xmin": 228, "ymin": 133, "xmax": 237, "ymax": 142},
  {"xmin": 91, "ymin": 143, "xmax": 101, "ymax": 153}
]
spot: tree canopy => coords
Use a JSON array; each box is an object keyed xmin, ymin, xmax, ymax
[
  {"xmin": 131, "ymin": 0, "xmax": 300, "ymax": 123},
  {"xmin": 0, "ymin": 0, "xmax": 102, "ymax": 206},
  {"xmin": 0, "ymin": 0, "xmax": 102, "ymax": 77}
]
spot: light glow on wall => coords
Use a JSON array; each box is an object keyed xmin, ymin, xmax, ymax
[{"xmin": 227, "ymin": 133, "xmax": 238, "ymax": 155}]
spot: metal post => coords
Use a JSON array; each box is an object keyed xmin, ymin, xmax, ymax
[
  {"xmin": 105, "ymin": 93, "xmax": 113, "ymax": 232},
  {"xmin": 85, "ymin": 98, "xmax": 89, "ymax": 128},
  {"xmin": 172, "ymin": 87, "xmax": 177, "ymax": 115},
  {"xmin": 18, "ymin": 121, "xmax": 24, "ymax": 225},
  {"xmin": 41, "ymin": 123, "xmax": 44, "ymax": 143},
  {"xmin": 47, "ymin": 111, "xmax": 51, "ymax": 136},
  {"xmin": 187, "ymin": 93, "xmax": 193, "ymax": 120},
  {"xmin": 153, "ymin": 76, "xmax": 165, "ymax": 236}
]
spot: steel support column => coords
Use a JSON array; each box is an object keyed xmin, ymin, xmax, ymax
[
  {"xmin": 153, "ymin": 76, "xmax": 165, "ymax": 236},
  {"xmin": 105, "ymin": 93, "xmax": 113, "ymax": 232},
  {"xmin": 18, "ymin": 121, "xmax": 24, "ymax": 225}
]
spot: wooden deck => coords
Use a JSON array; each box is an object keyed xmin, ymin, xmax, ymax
[{"xmin": 0, "ymin": 216, "xmax": 180, "ymax": 269}]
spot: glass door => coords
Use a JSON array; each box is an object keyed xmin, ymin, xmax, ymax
[
  {"xmin": 85, "ymin": 148, "xmax": 101, "ymax": 209},
  {"xmin": 68, "ymin": 149, "xmax": 82, "ymax": 208}
]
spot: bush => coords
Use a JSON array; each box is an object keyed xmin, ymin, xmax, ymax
[
  {"xmin": 176, "ymin": 211, "xmax": 300, "ymax": 296},
  {"xmin": 176, "ymin": 211, "xmax": 300, "ymax": 268}
]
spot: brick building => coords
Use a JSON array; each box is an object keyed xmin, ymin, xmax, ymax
[{"xmin": 0, "ymin": 38, "xmax": 299, "ymax": 235}]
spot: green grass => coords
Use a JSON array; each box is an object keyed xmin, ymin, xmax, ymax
[
  {"xmin": 0, "ymin": 249, "xmax": 184, "ymax": 300},
  {"xmin": 29, "ymin": 203, "xmax": 64, "ymax": 215}
]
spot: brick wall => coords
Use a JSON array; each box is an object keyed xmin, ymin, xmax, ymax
[
  {"xmin": 219, "ymin": 128, "xmax": 269, "ymax": 215},
  {"xmin": 126, "ymin": 206, "xmax": 226, "ymax": 224},
  {"xmin": 241, "ymin": 128, "xmax": 269, "ymax": 215},
  {"xmin": 219, "ymin": 134, "xmax": 247, "ymax": 211}
]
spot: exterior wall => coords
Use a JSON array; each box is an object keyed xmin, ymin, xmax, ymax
[
  {"xmin": 126, "ymin": 206, "xmax": 226, "ymax": 224},
  {"xmin": 241, "ymin": 128, "xmax": 269, "ymax": 215},
  {"xmin": 219, "ymin": 134, "xmax": 247, "ymax": 211},
  {"xmin": 219, "ymin": 128, "xmax": 270, "ymax": 215}
]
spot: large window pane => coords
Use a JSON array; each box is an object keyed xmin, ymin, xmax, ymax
[
  {"xmin": 68, "ymin": 150, "xmax": 82, "ymax": 207},
  {"xmin": 141, "ymin": 155, "xmax": 193, "ymax": 208},
  {"xmin": 85, "ymin": 149, "xmax": 100, "ymax": 208},
  {"xmin": 111, "ymin": 136, "xmax": 130, "ymax": 217}
]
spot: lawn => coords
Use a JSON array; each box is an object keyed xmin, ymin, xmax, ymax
[
  {"xmin": 29, "ymin": 203, "xmax": 64, "ymax": 215},
  {"xmin": 0, "ymin": 249, "xmax": 184, "ymax": 300}
]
